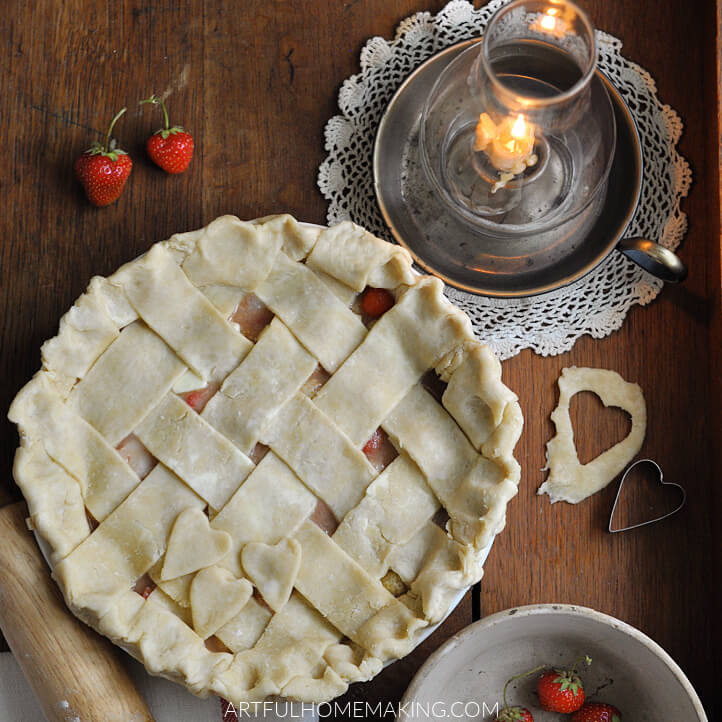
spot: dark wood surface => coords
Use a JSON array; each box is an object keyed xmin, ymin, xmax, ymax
[{"xmin": 1, "ymin": 0, "xmax": 718, "ymax": 718}]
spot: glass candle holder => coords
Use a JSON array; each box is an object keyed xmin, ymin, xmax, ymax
[{"xmin": 420, "ymin": 0, "xmax": 616, "ymax": 237}]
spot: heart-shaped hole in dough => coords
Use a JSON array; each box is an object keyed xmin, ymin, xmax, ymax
[
  {"xmin": 570, "ymin": 391, "xmax": 631, "ymax": 465},
  {"xmin": 539, "ymin": 367, "xmax": 647, "ymax": 505}
]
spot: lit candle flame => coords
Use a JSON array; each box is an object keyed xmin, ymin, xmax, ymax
[
  {"xmin": 530, "ymin": 6, "xmax": 568, "ymax": 37},
  {"xmin": 474, "ymin": 112, "xmax": 537, "ymax": 182},
  {"xmin": 540, "ymin": 13, "xmax": 557, "ymax": 30},
  {"xmin": 510, "ymin": 114, "xmax": 528, "ymax": 139}
]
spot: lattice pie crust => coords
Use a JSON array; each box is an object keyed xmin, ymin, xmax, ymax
[{"xmin": 9, "ymin": 215, "xmax": 523, "ymax": 703}]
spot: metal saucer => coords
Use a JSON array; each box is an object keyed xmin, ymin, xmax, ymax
[{"xmin": 373, "ymin": 39, "xmax": 644, "ymax": 298}]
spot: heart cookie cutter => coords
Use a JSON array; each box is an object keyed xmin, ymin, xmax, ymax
[{"xmin": 608, "ymin": 458, "xmax": 686, "ymax": 533}]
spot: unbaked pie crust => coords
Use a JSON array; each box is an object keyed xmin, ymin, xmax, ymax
[{"xmin": 9, "ymin": 215, "xmax": 523, "ymax": 704}]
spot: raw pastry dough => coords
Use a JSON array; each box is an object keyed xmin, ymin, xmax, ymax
[
  {"xmin": 538, "ymin": 366, "xmax": 646, "ymax": 504},
  {"xmin": 241, "ymin": 538, "xmax": 302, "ymax": 612},
  {"xmin": 215, "ymin": 597, "xmax": 272, "ymax": 653},
  {"xmin": 9, "ymin": 214, "xmax": 524, "ymax": 705},
  {"xmin": 135, "ymin": 392, "xmax": 254, "ymax": 511},
  {"xmin": 68, "ymin": 321, "xmax": 187, "ymax": 445},
  {"xmin": 190, "ymin": 566, "xmax": 253, "ymax": 639},
  {"xmin": 201, "ymin": 318, "xmax": 317, "ymax": 454},
  {"xmin": 161, "ymin": 508, "xmax": 232, "ymax": 580},
  {"xmin": 121, "ymin": 244, "xmax": 252, "ymax": 383}
]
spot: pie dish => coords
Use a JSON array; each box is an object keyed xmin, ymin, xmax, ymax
[{"xmin": 9, "ymin": 214, "xmax": 523, "ymax": 704}]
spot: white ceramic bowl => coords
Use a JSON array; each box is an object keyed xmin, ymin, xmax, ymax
[{"xmin": 400, "ymin": 604, "xmax": 708, "ymax": 721}]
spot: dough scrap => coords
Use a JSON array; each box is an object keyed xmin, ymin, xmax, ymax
[
  {"xmin": 538, "ymin": 366, "xmax": 646, "ymax": 504},
  {"xmin": 161, "ymin": 508, "xmax": 232, "ymax": 580},
  {"xmin": 190, "ymin": 566, "xmax": 253, "ymax": 639},
  {"xmin": 241, "ymin": 538, "xmax": 302, "ymax": 612}
]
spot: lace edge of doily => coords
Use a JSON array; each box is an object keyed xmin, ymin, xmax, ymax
[{"xmin": 316, "ymin": 0, "xmax": 693, "ymax": 359}]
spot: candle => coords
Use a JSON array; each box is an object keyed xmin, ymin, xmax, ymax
[
  {"xmin": 474, "ymin": 112, "xmax": 538, "ymax": 176},
  {"xmin": 529, "ymin": 7, "xmax": 570, "ymax": 39}
]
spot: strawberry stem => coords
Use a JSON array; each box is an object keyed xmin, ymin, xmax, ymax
[
  {"xmin": 140, "ymin": 93, "xmax": 170, "ymax": 130},
  {"xmin": 103, "ymin": 107, "xmax": 127, "ymax": 153},
  {"xmin": 502, "ymin": 664, "xmax": 546, "ymax": 711},
  {"xmin": 568, "ymin": 655, "xmax": 592, "ymax": 673}
]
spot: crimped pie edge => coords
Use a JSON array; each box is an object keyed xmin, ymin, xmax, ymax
[{"xmin": 9, "ymin": 214, "xmax": 523, "ymax": 703}]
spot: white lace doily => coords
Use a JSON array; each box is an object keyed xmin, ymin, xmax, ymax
[{"xmin": 318, "ymin": 0, "xmax": 692, "ymax": 360}]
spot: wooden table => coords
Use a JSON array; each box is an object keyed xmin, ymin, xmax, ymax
[{"xmin": 1, "ymin": 0, "xmax": 719, "ymax": 718}]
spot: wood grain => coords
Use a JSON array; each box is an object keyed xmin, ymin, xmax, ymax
[
  {"xmin": 0, "ymin": 0, "xmax": 718, "ymax": 718},
  {"xmin": 0, "ymin": 502, "xmax": 154, "ymax": 722},
  {"xmin": 708, "ymin": 4, "xmax": 722, "ymax": 722},
  {"xmin": 483, "ymin": 3, "xmax": 718, "ymax": 717}
]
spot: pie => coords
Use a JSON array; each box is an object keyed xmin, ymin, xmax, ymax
[{"xmin": 9, "ymin": 214, "xmax": 523, "ymax": 703}]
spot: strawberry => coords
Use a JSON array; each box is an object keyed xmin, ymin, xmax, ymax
[
  {"xmin": 74, "ymin": 108, "xmax": 132, "ymax": 207},
  {"xmin": 495, "ymin": 665, "xmax": 545, "ymax": 722},
  {"xmin": 362, "ymin": 429, "xmax": 384, "ymax": 455},
  {"xmin": 140, "ymin": 93, "xmax": 194, "ymax": 173},
  {"xmin": 360, "ymin": 287, "xmax": 394, "ymax": 317},
  {"xmin": 537, "ymin": 656, "xmax": 591, "ymax": 713},
  {"xmin": 134, "ymin": 573, "xmax": 157, "ymax": 598},
  {"xmin": 495, "ymin": 705, "xmax": 533, "ymax": 722},
  {"xmin": 571, "ymin": 702, "xmax": 622, "ymax": 722},
  {"xmin": 183, "ymin": 385, "xmax": 218, "ymax": 413}
]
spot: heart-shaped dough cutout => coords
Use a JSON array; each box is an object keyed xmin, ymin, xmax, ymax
[
  {"xmin": 241, "ymin": 538, "xmax": 301, "ymax": 612},
  {"xmin": 160, "ymin": 507, "xmax": 232, "ymax": 580},
  {"xmin": 190, "ymin": 565, "xmax": 253, "ymax": 639},
  {"xmin": 609, "ymin": 458, "xmax": 686, "ymax": 532},
  {"xmin": 538, "ymin": 367, "xmax": 647, "ymax": 504}
]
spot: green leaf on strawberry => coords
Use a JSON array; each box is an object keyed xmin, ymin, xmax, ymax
[
  {"xmin": 140, "ymin": 93, "xmax": 194, "ymax": 174},
  {"xmin": 537, "ymin": 655, "xmax": 591, "ymax": 714},
  {"xmin": 74, "ymin": 107, "xmax": 132, "ymax": 207}
]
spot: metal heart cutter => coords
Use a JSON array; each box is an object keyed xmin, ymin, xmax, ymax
[{"xmin": 608, "ymin": 458, "xmax": 686, "ymax": 533}]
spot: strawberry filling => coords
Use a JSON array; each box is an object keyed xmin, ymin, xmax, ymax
[
  {"xmin": 134, "ymin": 574, "xmax": 156, "ymax": 599},
  {"xmin": 116, "ymin": 434, "xmax": 157, "ymax": 479},
  {"xmin": 310, "ymin": 498, "xmax": 339, "ymax": 535},
  {"xmin": 231, "ymin": 293, "xmax": 274, "ymax": 341},
  {"xmin": 204, "ymin": 636, "xmax": 232, "ymax": 654},
  {"xmin": 181, "ymin": 384, "xmax": 219, "ymax": 413},
  {"xmin": 301, "ymin": 364, "xmax": 331, "ymax": 398},
  {"xmin": 420, "ymin": 369, "xmax": 448, "ymax": 403},
  {"xmin": 359, "ymin": 287, "xmax": 394, "ymax": 318},
  {"xmin": 362, "ymin": 428, "xmax": 398, "ymax": 472},
  {"xmin": 249, "ymin": 443, "xmax": 269, "ymax": 464}
]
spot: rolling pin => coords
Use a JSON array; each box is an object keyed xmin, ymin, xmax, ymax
[{"xmin": 0, "ymin": 501, "xmax": 155, "ymax": 721}]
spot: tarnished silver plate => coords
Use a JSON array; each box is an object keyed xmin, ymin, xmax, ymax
[{"xmin": 373, "ymin": 40, "xmax": 643, "ymax": 298}]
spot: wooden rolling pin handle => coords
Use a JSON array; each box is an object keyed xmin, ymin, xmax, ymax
[{"xmin": 0, "ymin": 502, "xmax": 154, "ymax": 721}]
